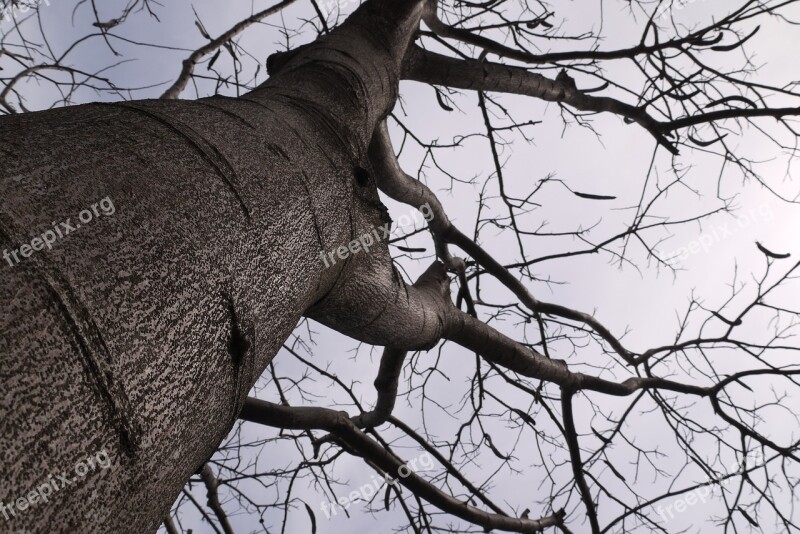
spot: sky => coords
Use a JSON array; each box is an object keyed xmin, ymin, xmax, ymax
[{"xmin": 2, "ymin": 0, "xmax": 800, "ymax": 532}]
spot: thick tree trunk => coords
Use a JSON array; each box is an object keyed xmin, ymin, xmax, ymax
[{"xmin": 0, "ymin": 1, "xmax": 425, "ymax": 531}]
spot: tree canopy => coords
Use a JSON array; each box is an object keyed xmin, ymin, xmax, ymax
[{"xmin": 2, "ymin": 1, "xmax": 800, "ymax": 533}]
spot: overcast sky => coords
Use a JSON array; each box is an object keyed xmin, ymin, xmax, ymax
[{"xmin": 3, "ymin": 1, "xmax": 799, "ymax": 532}]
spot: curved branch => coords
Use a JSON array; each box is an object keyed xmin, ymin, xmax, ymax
[
  {"xmin": 420, "ymin": 0, "xmax": 704, "ymax": 65},
  {"xmin": 240, "ymin": 398, "xmax": 567, "ymax": 533},
  {"xmin": 388, "ymin": 415, "xmax": 510, "ymax": 516},
  {"xmin": 561, "ymin": 391, "xmax": 600, "ymax": 534},
  {"xmin": 369, "ymin": 119, "xmax": 640, "ymax": 364},
  {"xmin": 160, "ymin": 0, "xmax": 298, "ymax": 100},
  {"xmin": 403, "ymin": 45, "xmax": 800, "ymax": 154},
  {"xmin": 443, "ymin": 305, "xmax": 710, "ymax": 397},
  {"xmin": 402, "ymin": 46, "xmax": 678, "ymax": 153},
  {"xmin": 662, "ymin": 106, "xmax": 800, "ymax": 131},
  {"xmin": 351, "ymin": 347, "xmax": 409, "ymax": 429},
  {"xmin": 200, "ymin": 464, "xmax": 235, "ymax": 534}
]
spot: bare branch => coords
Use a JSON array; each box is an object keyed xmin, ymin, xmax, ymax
[
  {"xmin": 240, "ymin": 398, "xmax": 567, "ymax": 533},
  {"xmin": 160, "ymin": 0, "xmax": 298, "ymax": 100}
]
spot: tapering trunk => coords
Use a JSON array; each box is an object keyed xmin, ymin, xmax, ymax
[{"xmin": 0, "ymin": 1, "xmax": 425, "ymax": 531}]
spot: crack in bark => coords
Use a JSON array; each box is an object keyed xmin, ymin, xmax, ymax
[
  {"xmin": 0, "ymin": 211, "xmax": 142, "ymax": 455},
  {"xmin": 225, "ymin": 293, "xmax": 253, "ymax": 430},
  {"xmin": 112, "ymin": 102, "xmax": 252, "ymax": 219}
]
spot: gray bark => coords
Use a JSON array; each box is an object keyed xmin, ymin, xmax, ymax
[{"xmin": 0, "ymin": 0, "xmax": 427, "ymax": 531}]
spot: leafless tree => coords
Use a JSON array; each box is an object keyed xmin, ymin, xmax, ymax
[{"xmin": 2, "ymin": 0, "xmax": 800, "ymax": 533}]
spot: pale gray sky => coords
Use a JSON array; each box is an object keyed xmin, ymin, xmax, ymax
[{"xmin": 2, "ymin": 1, "xmax": 799, "ymax": 532}]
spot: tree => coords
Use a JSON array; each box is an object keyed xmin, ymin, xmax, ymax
[{"xmin": 1, "ymin": 0, "xmax": 799, "ymax": 532}]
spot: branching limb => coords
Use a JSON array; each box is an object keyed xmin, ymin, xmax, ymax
[
  {"xmin": 200, "ymin": 463, "xmax": 235, "ymax": 534},
  {"xmin": 419, "ymin": 0, "xmax": 766, "ymax": 66},
  {"xmin": 160, "ymin": 0, "xmax": 298, "ymax": 99},
  {"xmin": 162, "ymin": 515, "xmax": 180, "ymax": 534},
  {"xmin": 182, "ymin": 488, "xmax": 223, "ymax": 534},
  {"xmin": 351, "ymin": 347, "xmax": 409, "ymax": 429},
  {"xmin": 443, "ymin": 305, "xmax": 711, "ymax": 397},
  {"xmin": 404, "ymin": 45, "xmax": 675, "ymax": 146},
  {"xmin": 312, "ymin": 346, "xmax": 408, "ymax": 447},
  {"xmin": 403, "ymin": 46, "xmax": 667, "ymax": 154},
  {"xmin": 560, "ymin": 391, "xmax": 600, "ymax": 534},
  {"xmin": 240, "ymin": 397, "xmax": 567, "ymax": 533},
  {"xmin": 370, "ymin": 118, "xmax": 639, "ymax": 364},
  {"xmin": 388, "ymin": 415, "xmax": 510, "ymax": 516}
]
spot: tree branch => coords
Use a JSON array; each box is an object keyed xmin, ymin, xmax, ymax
[
  {"xmin": 369, "ymin": 118, "xmax": 639, "ymax": 364},
  {"xmin": 402, "ymin": 46, "xmax": 677, "ymax": 153},
  {"xmin": 161, "ymin": 0, "xmax": 298, "ymax": 99},
  {"xmin": 561, "ymin": 391, "xmax": 600, "ymax": 534},
  {"xmin": 200, "ymin": 463, "xmax": 235, "ymax": 534},
  {"xmin": 240, "ymin": 398, "xmax": 567, "ymax": 533},
  {"xmin": 351, "ymin": 347, "xmax": 409, "ymax": 429}
]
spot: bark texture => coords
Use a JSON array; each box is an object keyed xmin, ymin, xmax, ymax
[{"xmin": 0, "ymin": 0, "xmax": 427, "ymax": 531}]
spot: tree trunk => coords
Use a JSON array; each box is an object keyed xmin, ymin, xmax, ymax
[{"xmin": 0, "ymin": 1, "xmax": 425, "ymax": 531}]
